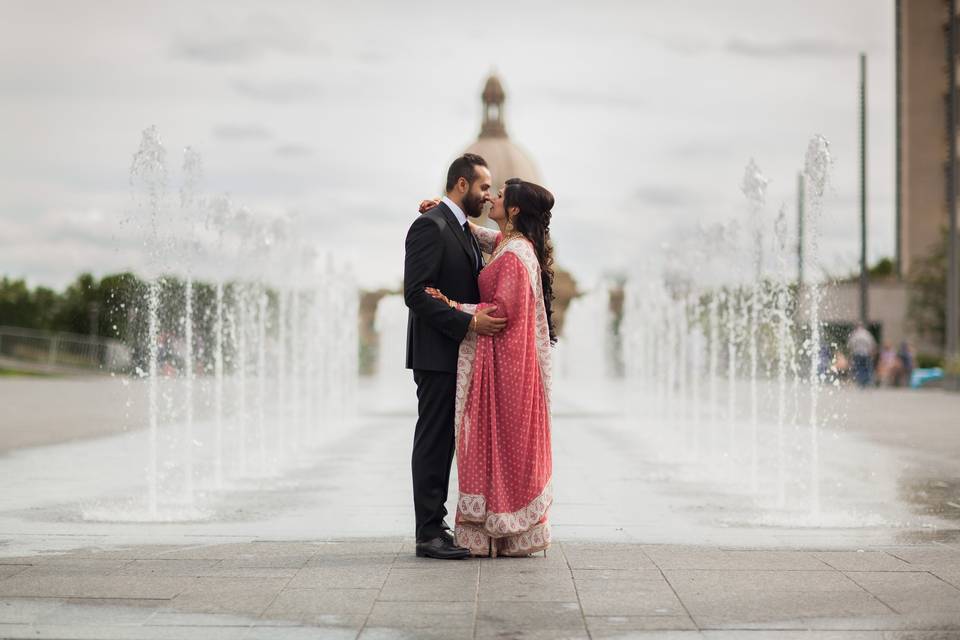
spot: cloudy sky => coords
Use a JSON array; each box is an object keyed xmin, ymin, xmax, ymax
[{"xmin": 0, "ymin": 0, "xmax": 894, "ymax": 291}]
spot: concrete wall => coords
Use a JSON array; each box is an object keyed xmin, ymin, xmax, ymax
[{"xmin": 819, "ymin": 281, "xmax": 910, "ymax": 346}]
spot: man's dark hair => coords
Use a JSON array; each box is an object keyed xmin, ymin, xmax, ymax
[{"xmin": 445, "ymin": 153, "xmax": 488, "ymax": 192}]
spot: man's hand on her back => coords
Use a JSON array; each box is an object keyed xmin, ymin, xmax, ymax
[{"xmin": 474, "ymin": 306, "xmax": 507, "ymax": 336}]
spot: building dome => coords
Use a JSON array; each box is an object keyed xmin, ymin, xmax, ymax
[
  {"xmin": 482, "ymin": 75, "xmax": 505, "ymax": 105},
  {"xmin": 463, "ymin": 74, "xmax": 541, "ymax": 222}
]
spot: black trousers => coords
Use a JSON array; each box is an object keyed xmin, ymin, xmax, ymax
[{"xmin": 411, "ymin": 369, "xmax": 456, "ymax": 542}]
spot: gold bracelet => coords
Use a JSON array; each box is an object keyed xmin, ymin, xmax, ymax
[{"xmin": 471, "ymin": 315, "xmax": 478, "ymax": 331}]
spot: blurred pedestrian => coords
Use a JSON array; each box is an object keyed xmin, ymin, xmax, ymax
[
  {"xmin": 847, "ymin": 322, "xmax": 876, "ymax": 388},
  {"xmin": 895, "ymin": 341, "xmax": 914, "ymax": 387},
  {"xmin": 817, "ymin": 343, "xmax": 832, "ymax": 380},
  {"xmin": 833, "ymin": 351, "xmax": 850, "ymax": 381},
  {"xmin": 876, "ymin": 342, "xmax": 899, "ymax": 387}
]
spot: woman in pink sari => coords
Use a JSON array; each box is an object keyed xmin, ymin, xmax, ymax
[{"xmin": 423, "ymin": 178, "xmax": 556, "ymax": 557}]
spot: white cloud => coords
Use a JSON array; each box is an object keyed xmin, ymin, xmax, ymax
[
  {"xmin": 171, "ymin": 12, "xmax": 327, "ymax": 63},
  {"xmin": 0, "ymin": 0, "xmax": 897, "ymax": 294},
  {"xmin": 724, "ymin": 37, "xmax": 862, "ymax": 58},
  {"xmin": 230, "ymin": 78, "xmax": 325, "ymax": 103},
  {"xmin": 212, "ymin": 124, "xmax": 273, "ymax": 141}
]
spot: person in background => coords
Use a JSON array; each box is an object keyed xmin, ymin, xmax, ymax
[
  {"xmin": 833, "ymin": 350, "xmax": 850, "ymax": 381},
  {"xmin": 876, "ymin": 342, "xmax": 900, "ymax": 387},
  {"xmin": 847, "ymin": 323, "xmax": 876, "ymax": 388},
  {"xmin": 817, "ymin": 344, "xmax": 833, "ymax": 380},
  {"xmin": 895, "ymin": 341, "xmax": 914, "ymax": 388}
]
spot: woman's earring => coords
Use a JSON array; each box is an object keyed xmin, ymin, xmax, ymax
[{"xmin": 506, "ymin": 217, "xmax": 514, "ymax": 232}]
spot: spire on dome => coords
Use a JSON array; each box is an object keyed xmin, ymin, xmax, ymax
[{"xmin": 480, "ymin": 73, "xmax": 507, "ymax": 138}]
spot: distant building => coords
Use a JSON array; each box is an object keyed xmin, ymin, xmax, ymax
[
  {"xmin": 896, "ymin": 0, "xmax": 957, "ymax": 276},
  {"xmin": 823, "ymin": 1, "xmax": 960, "ymax": 356},
  {"xmin": 459, "ymin": 73, "xmax": 576, "ymax": 334},
  {"xmin": 461, "ymin": 74, "xmax": 541, "ymax": 227},
  {"xmin": 361, "ymin": 75, "xmax": 577, "ymax": 374},
  {"xmin": 811, "ymin": 2, "xmax": 960, "ymax": 353}
]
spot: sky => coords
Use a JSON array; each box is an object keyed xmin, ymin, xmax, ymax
[{"xmin": 0, "ymin": 0, "xmax": 895, "ymax": 292}]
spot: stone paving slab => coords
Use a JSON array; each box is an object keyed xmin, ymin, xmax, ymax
[
  {"xmin": 0, "ymin": 574, "xmax": 189, "ymax": 599},
  {"xmin": 931, "ymin": 566, "xmax": 960, "ymax": 589},
  {"xmin": 664, "ymin": 568, "xmax": 864, "ymax": 592},
  {"xmin": 39, "ymin": 599, "xmax": 162, "ymax": 625},
  {"xmin": 0, "ymin": 540, "xmax": 957, "ymax": 638},
  {"xmin": 811, "ymin": 551, "xmax": 916, "ymax": 572},
  {"xmin": 111, "ymin": 559, "xmax": 222, "ymax": 577},
  {"xmin": 285, "ymin": 565, "xmax": 390, "ymax": 590},
  {"xmin": 586, "ymin": 615, "xmax": 699, "ymax": 635},
  {"xmin": 682, "ymin": 590, "xmax": 895, "ymax": 628},
  {"xmin": 261, "ymin": 587, "xmax": 377, "ymax": 621},
  {"xmin": 366, "ymin": 600, "xmax": 474, "ymax": 629},
  {"xmin": 875, "ymin": 545, "xmax": 960, "ymax": 567},
  {"xmin": 475, "ymin": 600, "xmax": 586, "ymax": 636},
  {"xmin": 170, "ymin": 576, "xmax": 289, "ymax": 616},
  {"xmin": 0, "ymin": 565, "xmax": 29, "ymax": 579},
  {"xmin": 843, "ymin": 570, "xmax": 960, "ymax": 614},
  {"xmin": 0, "ymin": 598, "xmax": 68, "ymax": 624},
  {"xmin": 13, "ymin": 560, "xmax": 131, "ymax": 577}
]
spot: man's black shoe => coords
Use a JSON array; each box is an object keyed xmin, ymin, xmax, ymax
[
  {"xmin": 416, "ymin": 536, "xmax": 470, "ymax": 559},
  {"xmin": 439, "ymin": 522, "xmax": 456, "ymax": 545}
]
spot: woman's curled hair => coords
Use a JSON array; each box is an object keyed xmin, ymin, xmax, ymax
[{"xmin": 503, "ymin": 178, "xmax": 557, "ymax": 345}]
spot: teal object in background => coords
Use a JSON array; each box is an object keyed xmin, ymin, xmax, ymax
[{"xmin": 911, "ymin": 368, "xmax": 944, "ymax": 388}]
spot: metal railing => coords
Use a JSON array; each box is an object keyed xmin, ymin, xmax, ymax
[{"xmin": 0, "ymin": 325, "xmax": 131, "ymax": 373}]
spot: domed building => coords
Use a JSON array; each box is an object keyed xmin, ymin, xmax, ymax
[
  {"xmin": 461, "ymin": 74, "xmax": 577, "ymax": 335},
  {"xmin": 360, "ymin": 74, "xmax": 577, "ymax": 376},
  {"xmin": 462, "ymin": 74, "xmax": 541, "ymax": 227}
]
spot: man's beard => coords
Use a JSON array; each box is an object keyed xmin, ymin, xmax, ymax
[{"xmin": 463, "ymin": 191, "xmax": 483, "ymax": 218}]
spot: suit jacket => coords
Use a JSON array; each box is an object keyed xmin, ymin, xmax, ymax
[{"xmin": 404, "ymin": 201, "xmax": 481, "ymax": 373}]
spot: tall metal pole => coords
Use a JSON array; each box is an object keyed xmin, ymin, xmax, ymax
[
  {"xmin": 859, "ymin": 52, "xmax": 869, "ymax": 326},
  {"xmin": 895, "ymin": 0, "xmax": 903, "ymax": 280},
  {"xmin": 797, "ymin": 172, "xmax": 805, "ymax": 287},
  {"xmin": 948, "ymin": 0, "xmax": 959, "ymax": 360}
]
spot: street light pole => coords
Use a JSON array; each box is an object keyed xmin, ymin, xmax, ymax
[
  {"xmin": 859, "ymin": 52, "xmax": 869, "ymax": 327},
  {"xmin": 895, "ymin": 0, "xmax": 903, "ymax": 280},
  {"xmin": 948, "ymin": 0, "xmax": 959, "ymax": 361},
  {"xmin": 797, "ymin": 172, "xmax": 805, "ymax": 287}
]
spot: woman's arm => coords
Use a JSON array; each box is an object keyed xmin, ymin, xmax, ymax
[
  {"xmin": 419, "ymin": 198, "xmax": 441, "ymax": 214},
  {"xmin": 468, "ymin": 222, "xmax": 501, "ymax": 254}
]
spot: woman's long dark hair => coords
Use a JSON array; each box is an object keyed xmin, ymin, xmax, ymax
[{"xmin": 503, "ymin": 178, "xmax": 557, "ymax": 345}]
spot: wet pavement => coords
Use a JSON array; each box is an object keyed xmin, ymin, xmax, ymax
[
  {"xmin": 1, "ymin": 540, "xmax": 960, "ymax": 638},
  {"xmin": 0, "ymin": 376, "xmax": 959, "ymax": 636}
]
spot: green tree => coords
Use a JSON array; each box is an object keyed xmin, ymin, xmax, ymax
[
  {"xmin": 0, "ymin": 277, "xmax": 37, "ymax": 328},
  {"xmin": 868, "ymin": 257, "xmax": 895, "ymax": 279}
]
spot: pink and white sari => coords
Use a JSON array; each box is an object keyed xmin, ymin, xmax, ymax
[{"xmin": 453, "ymin": 227, "xmax": 553, "ymax": 556}]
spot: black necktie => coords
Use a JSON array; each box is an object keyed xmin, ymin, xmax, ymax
[{"xmin": 463, "ymin": 222, "xmax": 482, "ymax": 271}]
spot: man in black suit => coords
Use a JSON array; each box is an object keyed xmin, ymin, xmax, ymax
[{"xmin": 404, "ymin": 153, "xmax": 506, "ymax": 559}]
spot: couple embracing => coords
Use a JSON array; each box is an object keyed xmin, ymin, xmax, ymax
[{"xmin": 404, "ymin": 153, "xmax": 556, "ymax": 559}]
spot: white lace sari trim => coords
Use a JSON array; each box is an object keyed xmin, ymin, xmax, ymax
[
  {"xmin": 455, "ymin": 521, "xmax": 551, "ymax": 557},
  {"xmin": 457, "ymin": 479, "xmax": 553, "ymax": 536}
]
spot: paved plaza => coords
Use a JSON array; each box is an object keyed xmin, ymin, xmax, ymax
[
  {"xmin": 1, "ymin": 376, "xmax": 959, "ymax": 637},
  {"xmin": 1, "ymin": 540, "xmax": 960, "ymax": 639}
]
